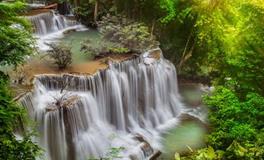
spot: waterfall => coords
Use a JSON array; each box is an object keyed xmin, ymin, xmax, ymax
[
  {"xmin": 27, "ymin": 11, "xmax": 87, "ymax": 51},
  {"xmin": 20, "ymin": 49, "xmax": 185, "ymax": 160},
  {"xmin": 28, "ymin": 11, "xmax": 74, "ymax": 35}
]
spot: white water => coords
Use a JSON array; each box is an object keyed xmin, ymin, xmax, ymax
[
  {"xmin": 20, "ymin": 49, "xmax": 186, "ymax": 160},
  {"xmin": 27, "ymin": 11, "xmax": 88, "ymax": 51}
]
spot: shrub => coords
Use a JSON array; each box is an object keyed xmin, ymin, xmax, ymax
[
  {"xmin": 47, "ymin": 43, "xmax": 73, "ymax": 70},
  {"xmin": 73, "ymin": 3, "xmax": 95, "ymax": 27},
  {"xmin": 181, "ymin": 87, "xmax": 264, "ymax": 159},
  {"xmin": 81, "ymin": 39, "xmax": 130, "ymax": 59},
  {"xmin": 0, "ymin": 1, "xmax": 34, "ymax": 66},
  {"xmin": 0, "ymin": 78, "xmax": 41, "ymax": 159},
  {"xmin": 98, "ymin": 15, "xmax": 160, "ymax": 53},
  {"xmin": 0, "ymin": 2, "xmax": 41, "ymax": 159},
  {"xmin": 81, "ymin": 15, "xmax": 159, "ymax": 58}
]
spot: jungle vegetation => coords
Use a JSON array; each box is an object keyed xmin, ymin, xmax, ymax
[
  {"xmin": 0, "ymin": 0, "xmax": 264, "ymax": 159},
  {"xmin": 0, "ymin": 1, "xmax": 41, "ymax": 159}
]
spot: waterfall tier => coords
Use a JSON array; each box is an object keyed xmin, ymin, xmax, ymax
[
  {"xmin": 20, "ymin": 49, "xmax": 185, "ymax": 160},
  {"xmin": 28, "ymin": 11, "xmax": 76, "ymax": 35},
  {"xmin": 27, "ymin": 11, "xmax": 87, "ymax": 51}
]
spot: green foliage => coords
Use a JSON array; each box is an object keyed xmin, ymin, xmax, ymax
[
  {"xmin": 188, "ymin": 0, "xmax": 264, "ymax": 96},
  {"xmin": 180, "ymin": 146, "xmax": 224, "ymax": 160},
  {"xmin": 98, "ymin": 15, "xmax": 159, "ymax": 53},
  {"xmin": 204, "ymin": 88, "xmax": 264, "ymax": 144},
  {"xmin": 73, "ymin": 0, "xmax": 114, "ymax": 27},
  {"xmin": 105, "ymin": 147, "xmax": 125, "ymax": 159},
  {"xmin": 159, "ymin": 0, "xmax": 177, "ymax": 23},
  {"xmin": 0, "ymin": 1, "xmax": 34, "ymax": 66},
  {"xmin": 114, "ymin": 0, "xmax": 179, "ymax": 23},
  {"xmin": 88, "ymin": 147, "xmax": 124, "ymax": 160},
  {"xmin": 47, "ymin": 43, "xmax": 73, "ymax": 70},
  {"xmin": 79, "ymin": 1, "xmax": 264, "ymax": 160},
  {"xmin": 81, "ymin": 39, "xmax": 129, "ymax": 57},
  {"xmin": 113, "ymin": 0, "xmax": 196, "ymax": 70},
  {"xmin": 73, "ymin": 2, "xmax": 94, "ymax": 26},
  {"xmin": 81, "ymin": 15, "xmax": 159, "ymax": 57},
  {"xmin": 0, "ymin": 78, "xmax": 41, "ymax": 159},
  {"xmin": 182, "ymin": 87, "xmax": 264, "ymax": 159},
  {"xmin": 81, "ymin": 39, "xmax": 103, "ymax": 56},
  {"xmin": 0, "ymin": 1, "xmax": 40, "ymax": 159},
  {"xmin": 175, "ymin": 1, "xmax": 264, "ymax": 159}
]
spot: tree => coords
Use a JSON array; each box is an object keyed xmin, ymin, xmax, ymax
[
  {"xmin": 98, "ymin": 15, "xmax": 160, "ymax": 53},
  {"xmin": 181, "ymin": 87, "xmax": 264, "ymax": 159},
  {"xmin": 189, "ymin": 0, "xmax": 264, "ymax": 97},
  {"xmin": 0, "ymin": 78, "xmax": 41, "ymax": 159},
  {"xmin": 113, "ymin": 0, "xmax": 197, "ymax": 71},
  {"xmin": 179, "ymin": 1, "xmax": 264, "ymax": 159},
  {"xmin": 0, "ymin": 1, "xmax": 41, "ymax": 159},
  {"xmin": 47, "ymin": 43, "xmax": 73, "ymax": 70},
  {"xmin": 0, "ymin": 1, "xmax": 34, "ymax": 66},
  {"xmin": 73, "ymin": 0, "xmax": 113, "ymax": 27}
]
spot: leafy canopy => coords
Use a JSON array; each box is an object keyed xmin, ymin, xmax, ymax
[
  {"xmin": 0, "ymin": 1, "xmax": 41, "ymax": 159},
  {"xmin": 0, "ymin": 78, "xmax": 41, "ymax": 159},
  {"xmin": 191, "ymin": 0, "xmax": 264, "ymax": 96},
  {"xmin": 0, "ymin": 1, "xmax": 34, "ymax": 66}
]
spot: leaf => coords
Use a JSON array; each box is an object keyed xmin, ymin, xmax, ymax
[
  {"xmin": 207, "ymin": 146, "xmax": 216, "ymax": 159},
  {"xmin": 174, "ymin": 152, "xmax": 181, "ymax": 160}
]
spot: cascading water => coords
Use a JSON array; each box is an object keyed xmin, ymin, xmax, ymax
[
  {"xmin": 27, "ymin": 11, "xmax": 87, "ymax": 51},
  {"xmin": 28, "ymin": 11, "xmax": 73, "ymax": 35},
  {"xmin": 20, "ymin": 49, "xmax": 185, "ymax": 160}
]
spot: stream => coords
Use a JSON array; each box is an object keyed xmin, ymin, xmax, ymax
[{"xmin": 19, "ymin": 11, "xmax": 208, "ymax": 160}]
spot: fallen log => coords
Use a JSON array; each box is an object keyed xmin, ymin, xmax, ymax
[
  {"xmin": 42, "ymin": 3, "xmax": 57, "ymax": 9},
  {"xmin": 149, "ymin": 151, "xmax": 162, "ymax": 160}
]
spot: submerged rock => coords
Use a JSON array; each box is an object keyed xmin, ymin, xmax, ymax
[
  {"xmin": 143, "ymin": 48, "xmax": 162, "ymax": 65},
  {"xmin": 63, "ymin": 28, "xmax": 76, "ymax": 34},
  {"xmin": 46, "ymin": 94, "xmax": 80, "ymax": 112}
]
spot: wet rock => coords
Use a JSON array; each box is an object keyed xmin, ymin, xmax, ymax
[
  {"xmin": 133, "ymin": 134, "xmax": 162, "ymax": 159},
  {"xmin": 149, "ymin": 151, "xmax": 162, "ymax": 160},
  {"xmin": 143, "ymin": 48, "xmax": 162, "ymax": 65},
  {"xmin": 46, "ymin": 95, "xmax": 80, "ymax": 112},
  {"xmin": 179, "ymin": 113, "xmax": 208, "ymax": 129},
  {"xmin": 63, "ymin": 28, "xmax": 76, "ymax": 34},
  {"xmin": 140, "ymin": 142, "xmax": 154, "ymax": 157},
  {"xmin": 129, "ymin": 154, "xmax": 139, "ymax": 160}
]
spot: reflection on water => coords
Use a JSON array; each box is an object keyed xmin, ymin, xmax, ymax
[
  {"xmin": 179, "ymin": 84, "xmax": 204, "ymax": 107},
  {"xmin": 161, "ymin": 83, "xmax": 208, "ymax": 159},
  {"xmin": 61, "ymin": 29, "xmax": 101, "ymax": 62},
  {"xmin": 162, "ymin": 122, "xmax": 206, "ymax": 159}
]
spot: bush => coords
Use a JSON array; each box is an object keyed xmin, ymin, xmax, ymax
[
  {"xmin": 81, "ymin": 15, "xmax": 159, "ymax": 58},
  {"xmin": 47, "ymin": 43, "xmax": 73, "ymax": 70},
  {"xmin": 98, "ymin": 15, "xmax": 160, "ymax": 53},
  {"xmin": 0, "ymin": 78, "xmax": 41, "ymax": 159},
  {"xmin": 81, "ymin": 39, "xmax": 130, "ymax": 58},
  {"xmin": 0, "ymin": 1, "xmax": 34, "ymax": 66},
  {"xmin": 0, "ymin": 2, "xmax": 41, "ymax": 159},
  {"xmin": 73, "ymin": 3, "xmax": 95, "ymax": 27},
  {"xmin": 181, "ymin": 87, "xmax": 264, "ymax": 159},
  {"xmin": 72, "ymin": 0, "xmax": 114, "ymax": 27}
]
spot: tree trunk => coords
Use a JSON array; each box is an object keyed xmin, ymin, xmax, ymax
[
  {"xmin": 150, "ymin": 19, "xmax": 156, "ymax": 39},
  {"xmin": 178, "ymin": 41, "xmax": 195, "ymax": 71},
  {"xmin": 94, "ymin": 0, "xmax": 99, "ymax": 24},
  {"xmin": 177, "ymin": 30, "xmax": 194, "ymax": 70},
  {"xmin": 74, "ymin": 0, "xmax": 80, "ymax": 7},
  {"xmin": 57, "ymin": 2, "xmax": 71, "ymax": 15}
]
